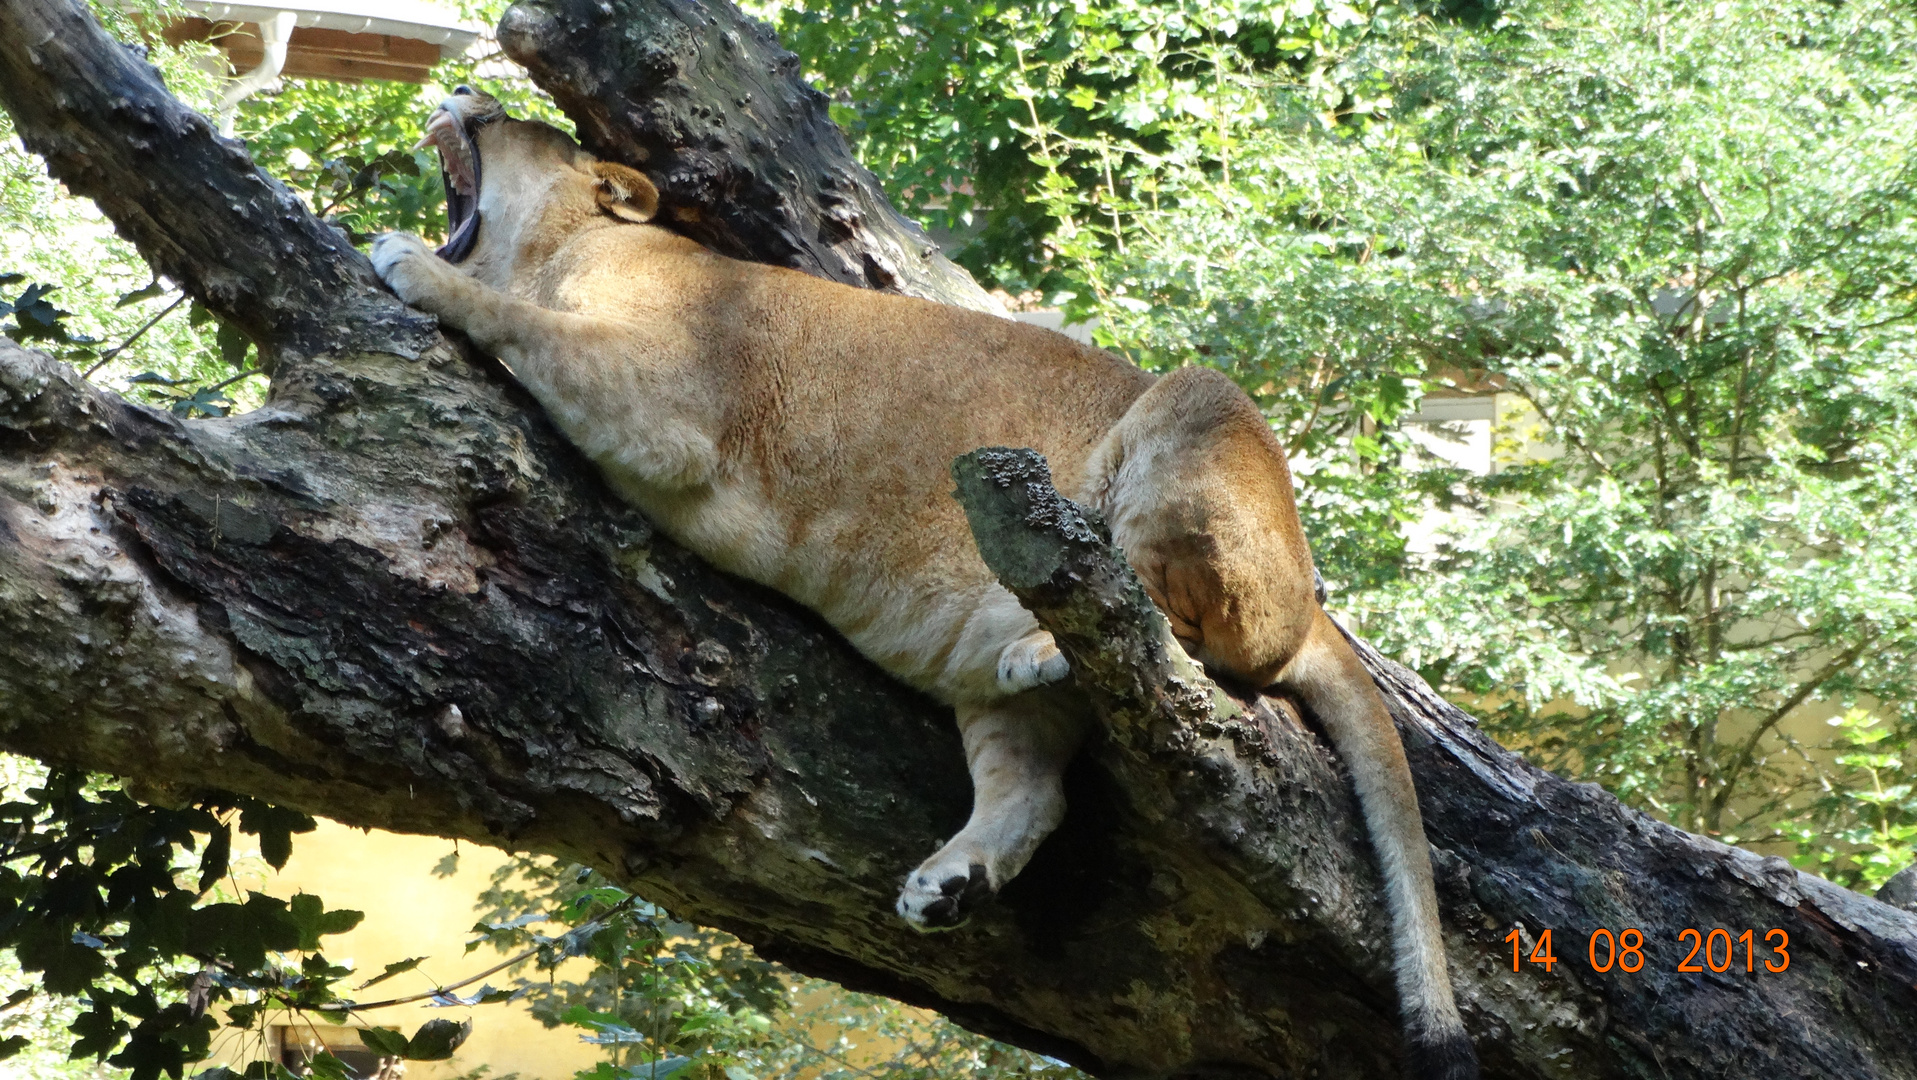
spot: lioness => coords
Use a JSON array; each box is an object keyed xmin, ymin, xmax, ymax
[{"xmin": 372, "ymin": 86, "xmax": 1477, "ymax": 1079}]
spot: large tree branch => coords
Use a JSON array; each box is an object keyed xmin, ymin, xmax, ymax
[
  {"xmin": 2, "ymin": 2, "xmax": 1915, "ymax": 1079},
  {"xmin": 496, "ymin": 0, "xmax": 1001, "ymax": 312}
]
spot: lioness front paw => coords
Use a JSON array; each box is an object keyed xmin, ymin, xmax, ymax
[
  {"xmin": 996, "ymin": 632, "xmax": 1070, "ymax": 694},
  {"xmin": 370, "ymin": 232, "xmax": 442, "ymax": 306},
  {"xmin": 896, "ymin": 862, "xmax": 991, "ymax": 931}
]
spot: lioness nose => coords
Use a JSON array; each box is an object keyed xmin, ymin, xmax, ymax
[{"xmin": 453, "ymin": 85, "xmax": 474, "ymax": 96}]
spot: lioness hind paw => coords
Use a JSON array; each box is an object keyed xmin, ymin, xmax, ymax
[
  {"xmin": 996, "ymin": 635, "xmax": 1070, "ymax": 694},
  {"xmin": 896, "ymin": 864, "xmax": 991, "ymax": 931}
]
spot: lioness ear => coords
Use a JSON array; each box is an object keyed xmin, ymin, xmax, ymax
[{"xmin": 592, "ymin": 162, "xmax": 659, "ymax": 224}]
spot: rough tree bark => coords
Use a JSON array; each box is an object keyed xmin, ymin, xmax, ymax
[{"xmin": 1, "ymin": 1, "xmax": 1914, "ymax": 1078}]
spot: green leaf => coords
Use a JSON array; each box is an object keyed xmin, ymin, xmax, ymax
[
  {"xmin": 559, "ymin": 1004, "xmax": 624, "ymax": 1031},
  {"xmin": 17, "ymin": 926, "xmax": 108, "ymax": 995},
  {"xmin": 171, "ymin": 387, "xmax": 233, "ymax": 419},
  {"xmin": 401, "ymin": 1018, "xmax": 470, "ymax": 1061},
  {"xmin": 300, "ymin": 950, "xmax": 354, "ymax": 980},
  {"xmin": 68, "ymin": 1000, "xmax": 128, "ymax": 1061},
  {"xmin": 357, "ymin": 955, "xmax": 428, "ymax": 990},
  {"xmin": 288, "ymin": 893, "xmax": 364, "ymax": 951},
  {"xmin": 216, "ymin": 320, "xmax": 251, "ymax": 368},
  {"xmin": 300, "ymin": 1052, "xmax": 355, "ymax": 1080},
  {"xmin": 288, "ymin": 893, "xmax": 324, "ymax": 951},
  {"xmin": 224, "ymin": 1002, "xmax": 261, "ymax": 1030},
  {"xmin": 198, "ymin": 823, "xmax": 231, "ymax": 894},
  {"xmin": 469, "ymin": 911, "xmax": 546, "ymax": 944},
  {"xmin": 184, "ymin": 893, "xmax": 300, "ymax": 972},
  {"xmin": 356, "ymin": 1027, "xmax": 410, "ymax": 1057},
  {"xmin": 236, "ymin": 800, "xmax": 315, "ymax": 870},
  {"xmin": 109, "ymin": 1001, "xmax": 216, "ymax": 1079},
  {"xmin": 249, "ymin": 891, "xmax": 298, "ymax": 949},
  {"xmin": 5, "ymin": 282, "xmax": 73, "ymax": 342},
  {"xmin": 141, "ymin": 889, "xmax": 196, "ymax": 957},
  {"xmin": 116, "ymin": 281, "xmax": 166, "ymax": 307},
  {"xmin": 0, "ymin": 1035, "xmax": 27, "ymax": 1062}
]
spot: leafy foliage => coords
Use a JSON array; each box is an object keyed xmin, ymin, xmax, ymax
[
  {"xmin": 1, "ymin": 277, "xmax": 86, "ymax": 347},
  {"xmin": 761, "ymin": 0, "xmax": 1391, "ymax": 292},
  {"xmin": 0, "ymin": 768, "xmax": 374, "ymax": 1080},
  {"xmin": 0, "ymin": 762, "xmax": 604, "ymax": 1080},
  {"xmin": 0, "ymin": 2, "xmax": 239, "ymax": 405},
  {"xmin": 1321, "ymin": 0, "xmax": 1917, "ymax": 883},
  {"xmin": 1825, "ymin": 710, "xmax": 1917, "ymax": 886}
]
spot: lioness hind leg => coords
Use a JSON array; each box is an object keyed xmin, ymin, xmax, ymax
[
  {"xmin": 1084, "ymin": 365, "xmax": 1318, "ymax": 686},
  {"xmin": 896, "ymin": 691, "xmax": 1085, "ymax": 929}
]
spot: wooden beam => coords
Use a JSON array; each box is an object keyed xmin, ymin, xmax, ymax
[{"xmin": 162, "ymin": 18, "xmax": 444, "ymax": 85}]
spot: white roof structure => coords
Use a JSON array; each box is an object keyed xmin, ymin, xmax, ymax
[
  {"xmin": 174, "ymin": 0, "xmax": 478, "ymax": 52},
  {"xmin": 147, "ymin": 0, "xmax": 483, "ymax": 130}
]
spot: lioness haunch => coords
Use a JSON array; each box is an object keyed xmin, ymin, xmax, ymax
[{"xmin": 371, "ymin": 86, "xmax": 1477, "ymax": 1080}]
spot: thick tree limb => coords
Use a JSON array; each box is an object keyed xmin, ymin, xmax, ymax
[
  {"xmin": 496, "ymin": 0, "xmax": 1001, "ymax": 312},
  {"xmin": 2, "ymin": 2, "xmax": 1916, "ymax": 1078}
]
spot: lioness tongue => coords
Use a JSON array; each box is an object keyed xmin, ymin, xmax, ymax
[{"xmin": 438, "ymin": 216, "xmax": 478, "ymax": 263}]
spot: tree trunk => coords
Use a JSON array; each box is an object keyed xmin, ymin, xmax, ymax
[{"xmin": 1, "ymin": 2, "xmax": 1914, "ymax": 1078}]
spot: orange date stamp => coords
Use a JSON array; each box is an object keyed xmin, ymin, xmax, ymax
[{"xmin": 1504, "ymin": 927, "xmax": 1791, "ymax": 974}]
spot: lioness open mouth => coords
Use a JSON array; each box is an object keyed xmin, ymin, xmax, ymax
[{"xmin": 416, "ymin": 85, "xmax": 502, "ymax": 263}]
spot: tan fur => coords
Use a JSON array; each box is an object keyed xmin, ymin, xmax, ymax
[{"xmin": 372, "ymin": 89, "xmax": 1473, "ymax": 1076}]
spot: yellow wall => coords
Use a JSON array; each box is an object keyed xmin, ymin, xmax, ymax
[{"xmin": 203, "ymin": 819, "xmax": 602, "ymax": 1080}]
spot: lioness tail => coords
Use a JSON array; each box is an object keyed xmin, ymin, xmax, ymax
[{"xmin": 1281, "ymin": 609, "xmax": 1479, "ymax": 1080}]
